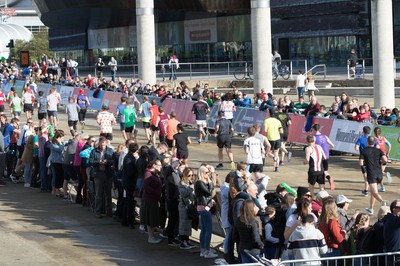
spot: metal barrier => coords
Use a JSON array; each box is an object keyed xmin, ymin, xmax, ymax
[
  {"xmin": 347, "ymin": 59, "xmax": 366, "ymax": 79},
  {"xmin": 307, "ymin": 64, "xmax": 327, "ymax": 80},
  {"xmin": 238, "ymin": 249, "xmax": 400, "ymax": 265},
  {"xmin": 274, "ymin": 251, "xmax": 400, "ymax": 266},
  {"xmin": 72, "ymin": 60, "xmax": 307, "ymax": 81}
]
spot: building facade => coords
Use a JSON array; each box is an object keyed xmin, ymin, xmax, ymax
[{"xmin": 32, "ymin": 0, "xmax": 399, "ymax": 67}]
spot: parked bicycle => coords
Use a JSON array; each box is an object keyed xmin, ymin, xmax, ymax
[
  {"xmin": 273, "ymin": 64, "xmax": 290, "ymax": 80},
  {"xmin": 234, "ymin": 62, "xmax": 253, "ymax": 80}
]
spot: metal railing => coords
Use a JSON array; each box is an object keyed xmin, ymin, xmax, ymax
[
  {"xmin": 307, "ymin": 64, "xmax": 327, "ymax": 80},
  {"xmin": 239, "ymin": 251, "xmax": 400, "ymax": 266},
  {"xmin": 73, "ymin": 60, "xmax": 307, "ymax": 81}
]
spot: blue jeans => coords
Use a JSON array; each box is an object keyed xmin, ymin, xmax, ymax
[
  {"xmin": 199, "ymin": 210, "xmax": 212, "ymax": 250},
  {"xmin": 24, "ymin": 162, "xmax": 32, "ymax": 184},
  {"xmin": 224, "ymin": 226, "xmax": 234, "ymax": 261},
  {"xmin": 39, "ymin": 157, "xmax": 50, "ymax": 191},
  {"xmin": 240, "ymin": 252, "xmax": 253, "ymax": 263},
  {"xmin": 297, "ymin": 86, "xmax": 305, "ymax": 98}
]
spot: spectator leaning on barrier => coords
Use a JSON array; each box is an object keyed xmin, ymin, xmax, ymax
[{"xmin": 288, "ymin": 213, "xmax": 327, "ymax": 265}]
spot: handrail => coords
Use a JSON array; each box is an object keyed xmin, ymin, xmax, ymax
[
  {"xmin": 275, "ymin": 251, "xmax": 400, "ymax": 266},
  {"xmin": 307, "ymin": 64, "xmax": 327, "ymax": 80}
]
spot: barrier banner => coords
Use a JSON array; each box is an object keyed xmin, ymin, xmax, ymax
[
  {"xmin": 135, "ymin": 95, "xmax": 161, "ymax": 107},
  {"xmin": 206, "ymin": 104, "xmax": 220, "ymax": 129},
  {"xmin": 14, "ymin": 80, "xmax": 26, "ymax": 95},
  {"xmin": 329, "ymin": 120, "xmax": 374, "ymax": 154},
  {"xmin": 102, "ymin": 91, "xmax": 122, "ymax": 112},
  {"xmin": 37, "ymin": 83, "xmax": 53, "ymax": 96},
  {"xmin": 1, "ymin": 81, "xmax": 12, "ymax": 95},
  {"xmin": 87, "ymin": 89, "xmax": 104, "ymax": 111},
  {"xmin": 59, "ymin": 86, "xmax": 75, "ymax": 105},
  {"xmin": 231, "ymin": 107, "xmax": 268, "ymax": 134},
  {"xmin": 378, "ymin": 126, "xmax": 400, "ymax": 161},
  {"xmin": 162, "ymin": 98, "xmax": 196, "ymax": 125},
  {"xmin": 287, "ymin": 115, "xmax": 334, "ymax": 145}
]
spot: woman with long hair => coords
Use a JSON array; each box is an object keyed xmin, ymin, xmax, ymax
[
  {"xmin": 178, "ymin": 167, "xmax": 197, "ymax": 249},
  {"xmin": 141, "ymin": 159, "xmax": 163, "ymax": 244},
  {"xmin": 318, "ymin": 198, "xmax": 345, "ymax": 260},
  {"xmin": 284, "ymin": 197, "xmax": 317, "ymax": 240},
  {"xmin": 236, "ymin": 199, "xmax": 264, "ymax": 263},
  {"xmin": 194, "ymin": 165, "xmax": 218, "ymax": 259}
]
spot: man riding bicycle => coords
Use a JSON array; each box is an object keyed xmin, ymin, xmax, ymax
[{"xmin": 272, "ymin": 50, "xmax": 281, "ymax": 76}]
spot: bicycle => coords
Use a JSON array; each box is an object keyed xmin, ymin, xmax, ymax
[
  {"xmin": 234, "ymin": 62, "xmax": 253, "ymax": 80},
  {"xmin": 273, "ymin": 64, "xmax": 290, "ymax": 80}
]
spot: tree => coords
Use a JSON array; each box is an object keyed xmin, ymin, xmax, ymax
[{"xmin": 11, "ymin": 31, "xmax": 54, "ymax": 64}]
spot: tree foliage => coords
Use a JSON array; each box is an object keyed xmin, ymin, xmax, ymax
[{"xmin": 12, "ymin": 31, "xmax": 53, "ymax": 64}]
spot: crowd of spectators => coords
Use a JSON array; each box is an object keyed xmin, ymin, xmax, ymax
[{"xmin": 0, "ymin": 59, "xmax": 399, "ymax": 265}]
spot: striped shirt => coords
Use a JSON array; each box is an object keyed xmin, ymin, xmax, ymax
[{"xmin": 309, "ymin": 144, "xmax": 324, "ymax": 172}]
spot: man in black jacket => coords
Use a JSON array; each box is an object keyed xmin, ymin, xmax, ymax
[
  {"xmin": 164, "ymin": 160, "xmax": 181, "ymax": 245},
  {"xmin": 121, "ymin": 142, "xmax": 139, "ymax": 228}
]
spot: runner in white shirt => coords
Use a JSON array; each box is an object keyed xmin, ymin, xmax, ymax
[
  {"xmin": 295, "ymin": 70, "xmax": 307, "ymax": 101},
  {"xmin": 219, "ymin": 92, "xmax": 236, "ymax": 121},
  {"xmin": 243, "ymin": 126, "xmax": 265, "ymax": 173},
  {"xmin": 47, "ymin": 87, "xmax": 60, "ymax": 127},
  {"xmin": 21, "ymin": 88, "xmax": 35, "ymax": 120}
]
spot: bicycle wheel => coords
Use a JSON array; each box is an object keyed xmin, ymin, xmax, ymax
[
  {"xmin": 248, "ymin": 65, "xmax": 253, "ymax": 80},
  {"xmin": 281, "ymin": 65, "xmax": 290, "ymax": 80},
  {"xmin": 234, "ymin": 68, "xmax": 245, "ymax": 80}
]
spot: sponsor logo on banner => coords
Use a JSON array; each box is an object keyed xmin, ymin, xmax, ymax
[
  {"xmin": 329, "ymin": 119, "xmax": 374, "ymax": 154},
  {"xmin": 59, "ymin": 86, "xmax": 74, "ymax": 105}
]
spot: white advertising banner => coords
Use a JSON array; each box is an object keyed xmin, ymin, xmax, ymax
[
  {"xmin": 59, "ymin": 86, "xmax": 74, "ymax": 106},
  {"xmin": 329, "ymin": 119, "xmax": 374, "ymax": 154},
  {"xmin": 184, "ymin": 18, "xmax": 217, "ymax": 44}
]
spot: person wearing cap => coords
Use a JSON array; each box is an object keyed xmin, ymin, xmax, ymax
[
  {"xmin": 96, "ymin": 103, "xmax": 116, "ymax": 143},
  {"xmin": 312, "ymin": 190, "xmax": 330, "ymax": 217},
  {"xmin": 359, "ymin": 136, "xmax": 387, "ymax": 215},
  {"xmin": 263, "ymin": 107, "xmax": 283, "ymax": 172},
  {"xmin": 275, "ymin": 104, "xmax": 292, "ymax": 165},
  {"xmin": 77, "ymin": 88, "xmax": 90, "ymax": 132},
  {"xmin": 336, "ymin": 194, "xmax": 359, "ymax": 237},
  {"xmin": 215, "ymin": 110, "xmax": 234, "ymax": 169},
  {"xmin": 305, "ymin": 135, "xmax": 326, "ymax": 196}
]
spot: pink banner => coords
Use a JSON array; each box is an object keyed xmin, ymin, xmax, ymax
[
  {"xmin": 288, "ymin": 115, "xmax": 334, "ymax": 144},
  {"xmin": 102, "ymin": 91, "xmax": 122, "ymax": 112},
  {"xmin": 163, "ymin": 98, "xmax": 196, "ymax": 125}
]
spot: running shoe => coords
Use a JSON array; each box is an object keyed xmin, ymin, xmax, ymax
[
  {"xmin": 288, "ymin": 151, "xmax": 292, "ymax": 162},
  {"xmin": 365, "ymin": 208, "xmax": 374, "ymax": 216},
  {"xmin": 186, "ymin": 241, "xmax": 197, "ymax": 248},
  {"xmin": 215, "ymin": 163, "xmax": 224, "ymax": 169},
  {"xmin": 379, "ymin": 186, "xmax": 386, "ymax": 192},
  {"xmin": 362, "ymin": 190, "xmax": 369, "ymax": 197},
  {"xmin": 230, "ymin": 161, "xmax": 236, "ymax": 171},
  {"xmin": 180, "ymin": 241, "xmax": 192, "ymax": 250},
  {"xmin": 197, "ymin": 139, "xmax": 202, "ymax": 144},
  {"xmin": 326, "ymin": 175, "xmax": 335, "ymax": 190},
  {"xmin": 24, "ymin": 182, "xmax": 30, "ymax": 188},
  {"xmin": 381, "ymin": 200, "xmax": 388, "ymax": 206},
  {"xmin": 10, "ymin": 174, "xmax": 18, "ymax": 184},
  {"xmin": 386, "ymin": 172, "xmax": 392, "ymax": 184},
  {"xmin": 279, "ymin": 161, "xmax": 285, "ymax": 166},
  {"xmin": 148, "ymin": 236, "xmax": 162, "ymax": 244},
  {"xmin": 203, "ymin": 250, "xmax": 218, "ymax": 259},
  {"xmin": 274, "ymin": 167, "xmax": 279, "ymax": 172}
]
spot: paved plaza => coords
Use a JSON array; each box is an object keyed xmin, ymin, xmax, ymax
[{"xmin": 0, "ymin": 93, "xmax": 399, "ymax": 265}]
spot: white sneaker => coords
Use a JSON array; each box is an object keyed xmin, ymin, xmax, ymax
[
  {"xmin": 204, "ymin": 250, "xmax": 218, "ymax": 259},
  {"xmin": 24, "ymin": 182, "xmax": 30, "ymax": 188},
  {"xmin": 200, "ymin": 251, "xmax": 205, "ymax": 257},
  {"xmin": 10, "ymin": 175, "xmax": 18, "ymax": 184},
  {"xmin": 386, "ymin": 172, "xmax": 392, "ymax": 184},
  {"xmin": 148, "ymin": 236, "xmax": 162, "ymax": 244}
]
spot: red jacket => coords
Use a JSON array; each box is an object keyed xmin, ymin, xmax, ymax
[
  {"xmin": 318, "ymin": 218, "xmax": 345, "ymax": 249},
  {"xmin": 353, "ymin": 112, "xmax": 370, "ymax": 122}
]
